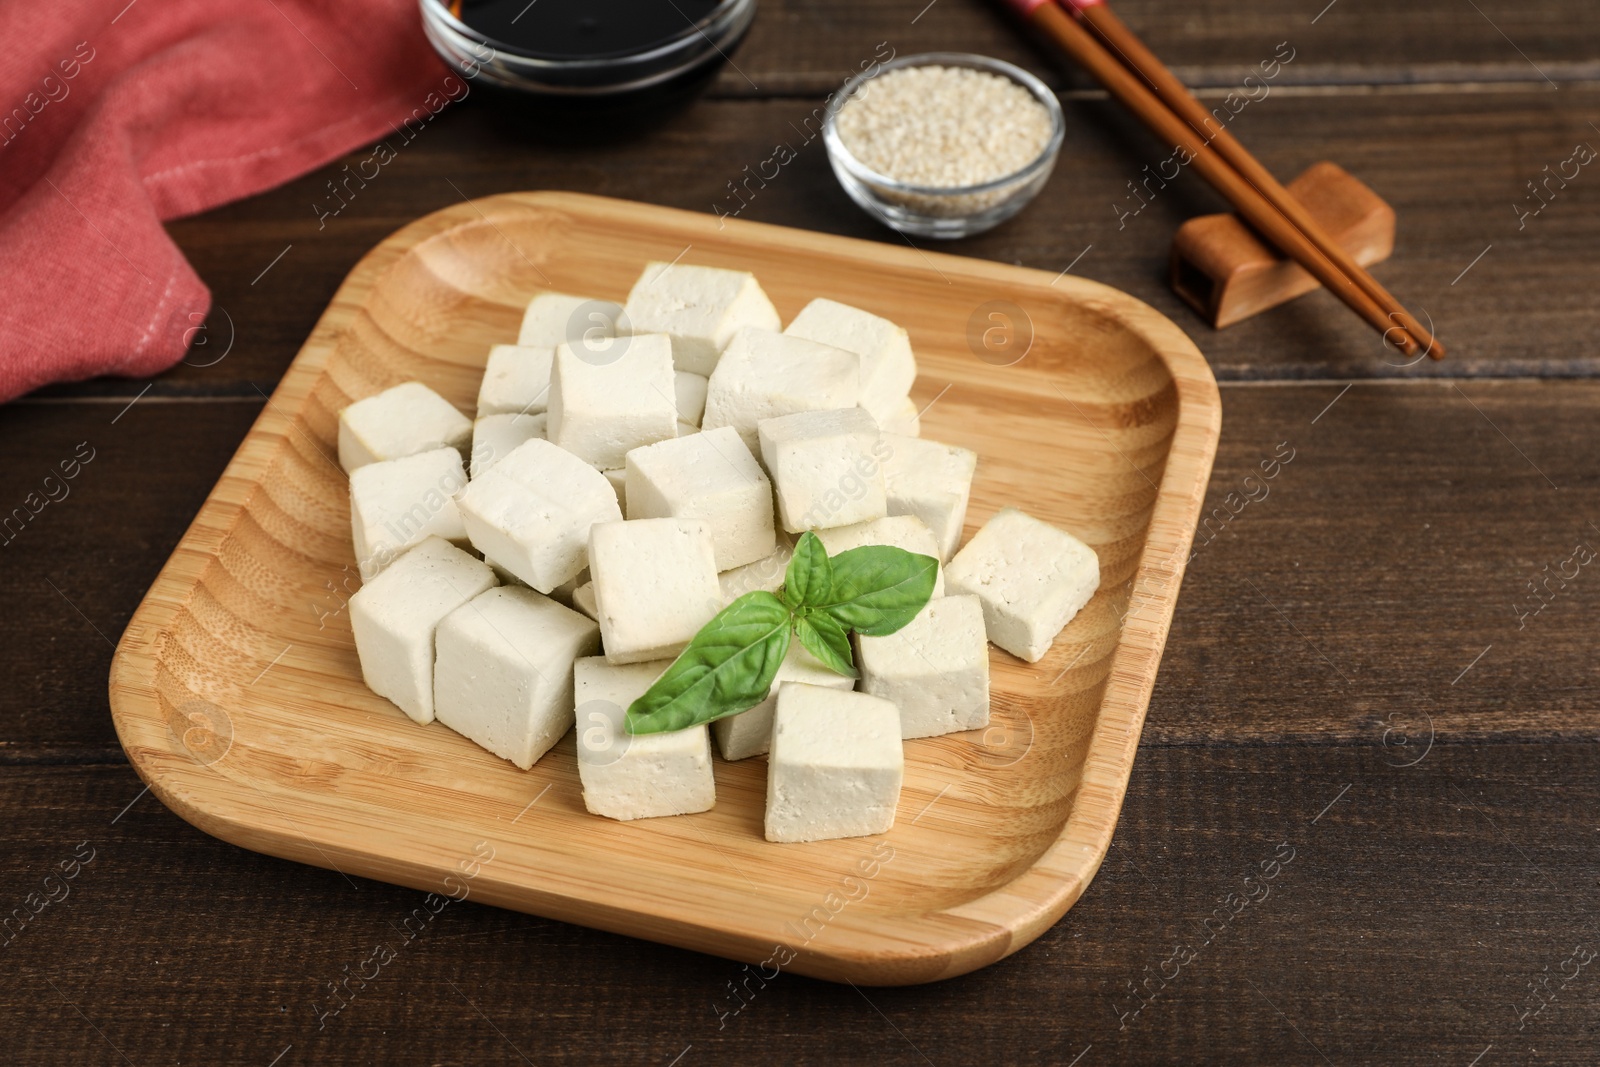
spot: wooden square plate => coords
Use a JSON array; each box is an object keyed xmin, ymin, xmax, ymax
[{"xmin": 109, "ymin": 193, "xmax": 1220, "ymax": 985}]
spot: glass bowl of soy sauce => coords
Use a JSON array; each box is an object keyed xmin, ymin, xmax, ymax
[{"xmin": 420, "ymin": 0, "xmax": 755, "ymax": 122}]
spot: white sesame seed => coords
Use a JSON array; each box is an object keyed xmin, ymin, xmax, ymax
[{"xmin": 836, "ymin": 65, "xmax": 1054, "ymax": 191}]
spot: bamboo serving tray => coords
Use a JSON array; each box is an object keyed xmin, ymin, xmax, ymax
[{"xmin": 108, "ymin": 193, "xmax": 1220, "ymax": 985}]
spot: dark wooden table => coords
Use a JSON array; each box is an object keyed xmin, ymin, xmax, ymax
[{"xmin": 7, "ymin": 1, "xmax": 1599, "ymax": 1062}]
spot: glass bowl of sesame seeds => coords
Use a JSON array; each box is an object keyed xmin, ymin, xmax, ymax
[{"xmin": 823, "ymin": 53, "xmax": 1065, "ymax": 239}]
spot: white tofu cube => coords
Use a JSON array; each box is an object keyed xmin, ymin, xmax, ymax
[
  {"xmin": 944, "ymin": 508, "xmax": 1100, "ymax": 663},
  {"xmin": 675, "ymin": 371, "xmax": 708, "ymax": 426},
  {"xmin": 484, "ymin": 560, "xmax": 564, "ymax": 592},
  {"xmin": 494, "ymin": 564, "xmax": 584, "ymax": 604},
  {"xmin": 624, "ymin": 426, "xmax": 775, "ymax": 570},
  {"xmin": 547, "ymin": 332, "xmax": 678, "ymax": 469},
  {"xmin": 857, "ymin": 595, "xmax": 989, "ymax": 739},
  {"xmin": 880, "ymin": 396, "xmax": 922, "ymax": 437},
  {"xmin": 488, "ymin": 562, "xmax": 525, "ymax": 589},
  {"xmin": 433, "ymin": 587, "xmax": 600, "ymax": 768},
  {"xmin": 718, "ymin": 538, "xmax": 794, "ymax": 601},
  {"xmin": 589, "ymin": 518, "xmax": 722, "ymax": 664},
  {"xmin": 338, "ymin": 381, "xmax": 472, "ymax": 473},
  {"xmin": 596, "ymin": 468, "xmax": 626, "ymax": 513},
  {"xmin": 813, "ymin": 515, "xmax": 945, "ymax": 596},
  {"xmin": 783, "ymin": 298, "xmax": 916, "ymax": 427},
  {"xmin": 476, "ymin": 344, "xmax": 554, "ymax": 418},
  {"xmin": 349, "ymin": 537, "xmax": 496, "ymax": 724},
  {"xmin": 765, "ymin": 683, "xmax": 903, "ymax": 843},
  {"xmin": 758, "ymin": 407, "xmax": 887, "ymax": 533},
  {"xmin": 622, "ymin": 262, "xmax": 780, "ymax": 376},
  {"xmin": 547, "ymin": 567, "xmax": 587, "ymax": 604},
  {"xmin": 881, "ymin": 433, "xmax": 976, "ymax": 561},
  {"xmin": 517, "ymin": 291, "xmax": 624, "ymax": 349},
  {"xmin": 470, "ymin": 413, "xmax": 545, "ymax": 478},
  {"xmin": 571, "ymin": 579, "xmax": 599, "ymax": 621},
  {"xmin": 349, "ymin": 448, "xmax": 469, "ymax": 577},
  {"xmin": 455, "ymin": 438, "xmax": 622, "ymax": 594},
  {"xmin": 711, "ymin": 642, "xmax": 856, "ymax": 761},
  {"xmin": 574, "ymin": 657, "xmax": 715, "ymax": 820},
  {"xmin": 701, "ymin": 328, "xmax": 860, "ymax": 454}
]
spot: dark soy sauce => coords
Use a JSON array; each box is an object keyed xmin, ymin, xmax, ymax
[{"xmin": 457, "ymin": 0, "xmax": 721, "ymax": 58}]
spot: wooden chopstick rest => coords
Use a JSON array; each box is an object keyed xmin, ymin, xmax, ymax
[{"xmin": 1169, "ymin": 161, "xmax": 1396, "ymax": 329}]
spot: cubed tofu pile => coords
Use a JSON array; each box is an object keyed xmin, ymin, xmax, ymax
[{"xmin": 339, "ymin": 263, "xmax": 1101, "ymax": 843}]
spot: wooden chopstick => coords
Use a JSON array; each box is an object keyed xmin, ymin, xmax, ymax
[
  {"xmin": 1069, "ymin": 0, "xmax": 1443, "ymax": 360},
  {"xmin": 1007, "ymin": 0, "xmax": 1429, "ymax": 360}
]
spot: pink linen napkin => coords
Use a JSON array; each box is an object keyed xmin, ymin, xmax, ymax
[{"xmin": 0, "ymin": 0, "xmax": 452, "ymax": 401}]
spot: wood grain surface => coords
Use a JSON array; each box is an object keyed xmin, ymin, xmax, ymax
[
  {"xmin": 68, "ymin": 87, "xmax": 1588, "ymax": 397},
  {"xmin": 720, "ymin": 0, "xmax": 1600, "ymax": 92},
  {"xmin": 5, "ymin": 0, "xmax": 1599, "ymax": 1060}
]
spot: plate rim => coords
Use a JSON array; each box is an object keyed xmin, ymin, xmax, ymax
[{"xmin": 108, "ymin": 191, "xmax": 1222, "ymax": 984}]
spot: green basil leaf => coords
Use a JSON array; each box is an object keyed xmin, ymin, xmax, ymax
[
  {"xmin": 625, "ymin": 591, "xmax": 792, "ymax": 735},
  {"xmin": 793, "ymin": 610, "xmax": 857, "ymax": 678},
  {"xmin": 817, "ymin": 545, "xmax": 938, "ymax": 637},
  {"xmin": 782, "ymin": 531, "xmax": 831, "ymax": 611}
]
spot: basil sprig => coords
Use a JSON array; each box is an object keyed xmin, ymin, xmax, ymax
[{"xmin": 625, "ymin": 532, "xmax": 937, "ymax": 735}]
